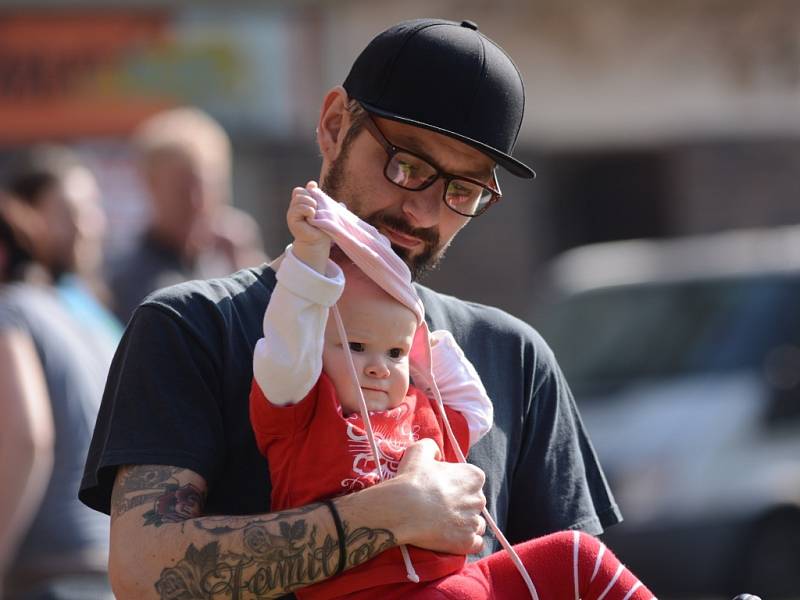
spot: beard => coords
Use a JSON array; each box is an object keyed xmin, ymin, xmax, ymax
[{"xmin": 321, "ymin": 148, "xmax": 445, "ymax": 281}]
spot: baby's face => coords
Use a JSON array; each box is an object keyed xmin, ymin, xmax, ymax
[{"xmin": 322, "ymin": 276, "xmax": 417, "ymax": 415}]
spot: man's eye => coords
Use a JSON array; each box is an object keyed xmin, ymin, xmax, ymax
[
  {"xmin": 398, "ymin": 160, "xmax": 417, "ymax": 175},
  {"xmin": 348, "ymin": 342, "xmax": 365, "ymax": 352},
  {"xmin": 388, "ymin": 153, "xmax": 436, "ymax": 189},
  {"xmin": 388, "ymin": 348, "xmax": 403, "ymax": 359},
  {"xmin": 447, "ymin": 183, "xmax": 474, "ymax": 202}
]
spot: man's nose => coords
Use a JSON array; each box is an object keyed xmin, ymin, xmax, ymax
[{"xmin": 400, "ymin": 184, "xmax": 442, "ymax": 229}]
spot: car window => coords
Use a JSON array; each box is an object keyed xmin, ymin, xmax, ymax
[{"xmin": 535, "ymin": 273, "xmax": 800, "ymax": 399}]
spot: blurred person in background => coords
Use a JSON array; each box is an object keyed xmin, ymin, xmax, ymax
[
  {"xmin": 108, "ymin": 106, "xmax": 267, "ymax": 323},
  {"xmin": 0, "ymin": 175, "xmax": 114, "ymax": 599},
  {"xmin": 10, "ymin": 146, "xmax": 123, "ymax": 351},
  {"xmin": 81, "ymin": 19, "xmax": 622, "ymax": 600}
]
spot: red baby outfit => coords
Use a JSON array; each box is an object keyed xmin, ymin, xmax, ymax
[
  {"xmin": 250, "ymin": 372, "xmax": 471, "ymax": 599},
  {"xmin": 362, "ymin": 531, "xmax": 656, "ymax": 600}
]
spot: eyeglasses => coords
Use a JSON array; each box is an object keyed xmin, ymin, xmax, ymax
[{"xmin": 361, "ymin": 110, "xmax": 501, "ymax": 217}]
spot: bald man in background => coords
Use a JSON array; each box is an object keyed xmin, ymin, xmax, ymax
[{"xmin": 108, "ymin": 107, "xmax": 267, "ymax": 323}]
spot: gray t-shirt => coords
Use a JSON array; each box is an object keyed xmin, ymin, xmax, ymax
[
  {"xmin": 81, "ymin": 265, "xmax": 621, "ymax": 595},
  {"xmin": 0, "ymin": 283, "xmax": 114, "ymax": 583}
]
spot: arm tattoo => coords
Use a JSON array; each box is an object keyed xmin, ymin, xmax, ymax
[
  {"xmin": 111, "ymin": 465, "xmax": 206, "ymax": 526},
  {"xmin": 155, "ymin": 504, "xmax": 396, "ymax": 599}
]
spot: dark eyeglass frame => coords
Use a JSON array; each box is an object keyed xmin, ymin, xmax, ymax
[{"xmin": 360, "ymin": 110, "xmax": 502, "ymax": 217}]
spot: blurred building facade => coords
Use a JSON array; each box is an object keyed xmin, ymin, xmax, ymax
[{"xmin": 1, "ymin": 0, "xmax": 799, "ymax": 319}]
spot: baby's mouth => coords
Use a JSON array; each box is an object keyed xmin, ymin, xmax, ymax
[{"xmin": 361, "ymin": 386, "xmax": 387, "ymax": 394}]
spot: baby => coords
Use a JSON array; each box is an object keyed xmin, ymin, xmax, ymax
[{"xmin": 250, "ymin": 182, "xmax": 656, "ymax": 600}]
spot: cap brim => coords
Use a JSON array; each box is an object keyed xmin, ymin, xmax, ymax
[{"xmin": 359, "ymin": 101, "xmax": 536, "ymax": 179}]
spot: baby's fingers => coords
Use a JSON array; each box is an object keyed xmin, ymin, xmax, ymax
[
  {"xmin": 288, "ymin": 190, "xmax": 317, "ymax": 218},
  {"xmin": 290, "ymin": 187, "xmax": 317, "ymax": 208},
  {"xmin": 290, "ymin": 201, "xmax": 316, "ymax": 220}
]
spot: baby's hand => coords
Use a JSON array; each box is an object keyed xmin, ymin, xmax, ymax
[
  {"xmin": 287, "ymin": 182, "xmax": 330, "ymax": 272},
  {"xmin": 287, "ymin": 185, "xmax": 328, "ymax": 245}
]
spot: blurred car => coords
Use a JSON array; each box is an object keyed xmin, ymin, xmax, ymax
[{"xmin": 534, "ymin": 225, "xmax": 800, "ymax": 598}]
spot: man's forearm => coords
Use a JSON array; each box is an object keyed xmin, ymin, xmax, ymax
[
  {"xmin": 109, "ymin": 466, "xmax": 397, "ymax": 600},
  {"xmin": 117, "ymin": 506, "xmax": 394, "ymax": 599}
]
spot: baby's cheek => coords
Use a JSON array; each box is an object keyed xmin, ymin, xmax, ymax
[{"xmin": 398, "ymin": 363, "xmax": 411, "ymax": 395}]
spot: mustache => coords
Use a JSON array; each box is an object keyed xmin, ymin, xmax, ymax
[{"xmin": 367, "ymin": 213, "xmax": 439, "ymax": 246}]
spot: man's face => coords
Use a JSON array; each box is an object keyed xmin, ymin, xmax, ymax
[
  {"xmin": 145, "ymin": 150, "xmax": 224, "ymax": 254},
  {"xmin": 321, "ymin": 111, "xmax": 495, "ymax": 279}
]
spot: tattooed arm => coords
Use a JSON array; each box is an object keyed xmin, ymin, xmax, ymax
[{"xmin": 109, "ymin": 440, "xmax": 486, "ymax": 600}]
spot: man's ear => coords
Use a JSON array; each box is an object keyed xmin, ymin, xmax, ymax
[{"xmin": 317, "ymin": 86, "xmax": 350, "ymax": 161}]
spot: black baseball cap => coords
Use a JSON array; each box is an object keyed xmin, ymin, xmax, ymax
[{"xmin": 343, "ymin": 18, "xmax": 535, "ymax": 179}]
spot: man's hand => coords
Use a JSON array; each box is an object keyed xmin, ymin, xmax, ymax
[
  {"xmin": 341, "ymin": 438, "xmax": 487, "ymax": 556},
  {"xmin": 287, "ymin": 181, "xmax": 330, "ymax": 273}
]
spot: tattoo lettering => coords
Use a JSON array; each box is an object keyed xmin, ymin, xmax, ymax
[
  {"xmin": 344, "ymin": 525, "xmax": 396, "ymax": 568},
  {"xmin": 156, "ymin": 508, "xmax": 396, "ymax": 599},
  {"xmin": 111, "ymin": 465, "xmax": 206, "ymax": 525},
  {"xmin": 111, "ymin": 491, "xmax": 163, "ymax": 515}
]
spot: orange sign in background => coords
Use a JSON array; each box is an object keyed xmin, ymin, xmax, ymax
[{"xmin": 0, "ymin": 11, "xmax": 176, "ymax": 143}]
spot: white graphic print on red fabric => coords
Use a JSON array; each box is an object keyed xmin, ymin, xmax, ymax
[{"xmin": 340, "ymin": 403, "xmax": 419, "ymax": 492}]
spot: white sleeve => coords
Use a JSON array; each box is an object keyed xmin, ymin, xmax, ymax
[
  {"xmin": 252, "ymin": 245, "xmax": 344, "ymax": 405},
  {"xmin": 429, "ymin": 330, "xmax": 493, "ymax": 448}
]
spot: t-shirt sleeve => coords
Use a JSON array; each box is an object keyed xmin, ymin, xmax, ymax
[
  {"xmin": 506, "ymin": 342, "xmax": 622, "ymax": 541},
  {"xmin": 79, "ymin": 303, "xmax": 226, "ymax": 515}
]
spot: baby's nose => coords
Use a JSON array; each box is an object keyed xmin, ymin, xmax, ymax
[{"xmin": 365, "ymin": 360, "xmax": 390, "ymax": 378}]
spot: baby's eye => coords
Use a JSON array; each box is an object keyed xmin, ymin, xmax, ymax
[
  {"xmin": 348, "ymin": 342, "xmax": 365, "ymax": 352},
  {"xmin": 388, "ymin": 348, "xmax": 404, "ymax": 359}
]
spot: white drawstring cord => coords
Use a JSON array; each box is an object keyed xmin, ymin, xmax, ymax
[{"xmin": 331, "ymin": 305, "xmax": 420, "ymax": 583}]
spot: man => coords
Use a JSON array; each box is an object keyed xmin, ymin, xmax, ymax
[
  {"xmin": 108, "ymin": 107, "xmax": 267, "ymax": 323},
  {"xmin": 81, "ymin": 19, "xmax": 621, "ymax": 600}
]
